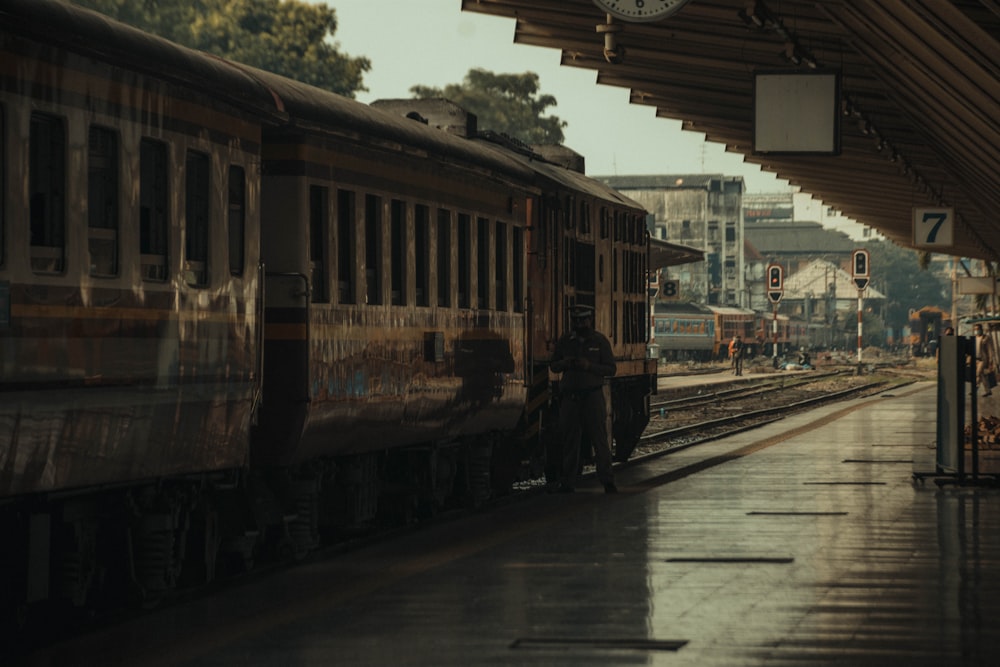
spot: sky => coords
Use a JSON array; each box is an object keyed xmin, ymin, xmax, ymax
[{"xmin": 319, "ymin": 0, "xmax": 792, "ymax": 192}]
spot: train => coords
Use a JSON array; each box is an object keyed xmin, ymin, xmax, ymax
[
  {"xmin": 0, "ymin": 0, "xmax": 657, "ymax": 623},
  {"xmin": 907, "ymin": 306, "xmax": 951, "ymax": 356},
  {"xmin": 651, "ymin": 302, "xmax": 808, "ymax": 361}
]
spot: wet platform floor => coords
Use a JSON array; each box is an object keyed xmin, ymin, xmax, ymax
[{"xmin": 18, "ymin": 381, "xmax": 1000, "ymax": 666}]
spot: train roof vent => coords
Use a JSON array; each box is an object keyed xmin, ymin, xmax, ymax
[
  {"xmin": 370, "ymin": 98, "xmax": 477, "ymax": 138},
  {"xmin": 530, "ymin": 145, "xmax": 585, "ymax": 173}
]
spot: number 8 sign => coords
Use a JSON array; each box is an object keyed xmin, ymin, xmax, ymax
[{"xmin": 912, "ymin": 207, "xmax": 954, "ymax": 247}]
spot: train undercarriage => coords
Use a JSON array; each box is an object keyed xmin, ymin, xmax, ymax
[
  {"xmin": 0, "ymin": 430, "xmax": 537, "ymax": 641},
  {"xmin": 2, "ymin": 378, "xmax": 648, "ymax": 643}
]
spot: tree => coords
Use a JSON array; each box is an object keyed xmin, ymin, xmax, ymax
[
  {"xmin": 866, "ymin": 240, "xmax": 949, "ymax": 335},
  {"xmin": 71, "ymin": 0, "xmax": 370, "ymax": 97},
  {"xmin": 411, "ymin": 69, "xmax": 567, "ymax": 145}
]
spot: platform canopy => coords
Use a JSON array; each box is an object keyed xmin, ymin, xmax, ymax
[
  {"xmin": 462, "ymin": 0, "xmax": 1000, "ymax": 262},
  {"xmin": 649, "ymin": 237, "xmax": 705, "ymax": 268}
]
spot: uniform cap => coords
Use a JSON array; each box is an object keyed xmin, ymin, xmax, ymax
[{"xmin": 569, "ymin": 304, "xmax": 595, "ymax": 319}]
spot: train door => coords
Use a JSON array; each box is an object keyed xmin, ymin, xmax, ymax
[{"xmin": 251, "ymin": 135, "xmax": 313, "ymax": 465}]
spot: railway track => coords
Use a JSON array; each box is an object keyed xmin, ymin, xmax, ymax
[
  {"xmin": 651, "ymin": 370, "xmax": 848, "ymax": 412},
  {"xmin": 629, "ymin": 372, "xmax": 908, "ymax": 464}
]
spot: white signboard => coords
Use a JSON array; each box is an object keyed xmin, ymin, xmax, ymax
[
  {"xmin": 753, "ymin": 71, "xmax": 840, "ymax": 155},
  {"xmin": 913, "ymin": 207, "xmax": 955, "ymax": 247},
  {"xmin": 958, "ymin": 277, "xmax": 998, "ymax": 295}
]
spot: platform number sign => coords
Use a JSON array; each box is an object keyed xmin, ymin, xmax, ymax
[
  {"xmin": 661, "ymin": 279, "xmax": 680, "ymax": 300},
  {"xmin": 913, "ymin": 207, "xmax": 954, "ymax": 248},
  {"xmin": 852, "ymin": 249, "xmax": 870, "ymax": 290},
  {"xmin": 766, "ymin": 264, "xmax": 783, "ymax": 304}
]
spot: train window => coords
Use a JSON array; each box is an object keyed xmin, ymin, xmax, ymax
[
  {"xmin": 476, "ymin": 216, "xmax": 490, "ymax": 309},
  {"xmin": 628, "ymin": 252, "xmax": 637, "ymax": 293},
  {"xmin": 512, "ymin": 226, "xmax": 524, "ymax": 313},
  {"xmin": 622, "ymin": 301, "xmax": 630, "ymax": 344},
  {"xmin": 228, "ymin": 166, "xmax": 245, "ymax": 276},
  {"xmin": 630, "ymin": 251, "xmax": 638, "ymax": 293},
  {"xmin": 437, "ymin": 209, "xmax": 451, "ymax": 307},
  {"xmin": 0, "ymin": 106, "xmax": 4, "ymax": 267},
  {"xmin": 29, "ymin": 113, "xmax": 66, "ymax": 274},
  {"xmin": 633, "ymin": 252, "xmax": 641, "ymax": 293},
  {"xmin": 365, "ymin": 194, "xmax": 382, "ymax": 305},
  {"xmin": 310, "ymin": 186, "xmax": 329, "ymax": 303},
  {"xmin": 576, "ymin": 242, "xmax": 595, "ymax": 295},
  {"xmin": 611, "ymin": 248, "xmax": 618, "ymax": 293},
  {"xmin": 184, "ymin": 150, "xmax": 210, "ymax": 287},
  {"xmin": 457, "ymin": 213, "xmax": 470, "ymax": 309},
  {"xmin": 390, "ymin": 199, "xmax": 406, "ymax": 306},
  {"xmin": 619, "ymin": 251, "xmax": 625, "ymax": 294},
  {"xmin": 612, "ymin": 301, "xmax": 619, "ymax": 343},
  {"xmin": 495, "ymin": 220, "xmax": 507, "ymax": 311},
  {"xmin": 563, "ymin": 238, "xmax": 574, "ymax": 287},
  {"xmin": 139, "ymin": 139, "xmax": 168, "ymax": 281},
  {"xmin": 88, "ymin": 126, "xmax": 119, "ymax": 277},
  {"xmin": 336, "ymin": 189, "xmax": 355, "ymax": 304},
  {"xmin": 414, "ymin": 204, "xmax": 429, "ymax": 307}
]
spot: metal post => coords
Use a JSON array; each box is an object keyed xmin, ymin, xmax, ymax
[
  {"xmin": 772, "ymin": 304, "xmax": 778, "ymax": 367},
  {"xmin": 857, "ymin": 290, "xmax": 863, "ymax": 364}
]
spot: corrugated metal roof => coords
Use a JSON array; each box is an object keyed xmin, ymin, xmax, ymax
[{"xmin": 462, "ymin": 0, "xmax": 1000, "ymax": 262}]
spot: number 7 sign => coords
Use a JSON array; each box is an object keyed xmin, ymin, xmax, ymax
[{"xmin": 912, "ymin": 207, "xmax": 954, "ymax": 247}]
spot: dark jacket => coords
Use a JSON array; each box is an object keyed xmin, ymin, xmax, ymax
[{"xmin": 551, "ymin": 328, "xmax": 616, "ymax": 391}]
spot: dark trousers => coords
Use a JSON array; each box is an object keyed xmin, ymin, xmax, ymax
[{"xmin": 558, "ymin": 387, "xmax": 614, "ymax": 488}]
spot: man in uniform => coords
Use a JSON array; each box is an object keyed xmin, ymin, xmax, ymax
[{"xmin": 550, "ymin": 304, "xmax": 618, "ymax": 494}]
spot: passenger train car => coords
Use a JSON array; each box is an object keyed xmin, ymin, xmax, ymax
[
  {"xmin": 651, "ymin": 302, "xmax": 797, "ymax": 361},
  {"xmin": 0, "ymin": 0, "xmax": 654, "ymax": 623}
]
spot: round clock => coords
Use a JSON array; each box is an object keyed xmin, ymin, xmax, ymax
[{"xmin": 592, "ymin": 0, "xmax": 693, "ymax": 23}]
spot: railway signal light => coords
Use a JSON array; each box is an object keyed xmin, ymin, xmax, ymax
[
  {"xmin": 852, "ymin": 249, "xmax": 870, "ymax": 290},
  {"xmin": 767, "ymin": 264, "xmax": 783, "ymax": 290},
  {"xmin": 767, "ymin": 263, "xmax": 784, "ymax": 304}
]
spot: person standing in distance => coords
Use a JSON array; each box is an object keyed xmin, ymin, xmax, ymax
[
  {"xmin": 974, "ymin": 323, "xmax": 996, "ymax": 397},
  {"xmin": 728, "ymin": 334, "xmax": 744, "ymax": 376},
  {"xmin": 550, "ymin": 304, "xmax": 618, "ymax": 494}
]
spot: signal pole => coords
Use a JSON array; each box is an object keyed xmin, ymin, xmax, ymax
[
  {"xmin": 857, "ymin": 290, "xmax": 863, "ymax": 363},
  {"xmin": 852, "ymin": 249, "xmax": 871, "ymax": 367},
  {"xmin": 767, "ymin": 263, "xmax": 784, "ymax": 368}
]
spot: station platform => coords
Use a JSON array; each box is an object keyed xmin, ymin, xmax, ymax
[{"xmin": 18, "ymin": 381, "xmax": 1000, "ymax": 666}]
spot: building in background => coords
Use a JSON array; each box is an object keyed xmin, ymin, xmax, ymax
[
  {"xmin": 596, "ymin": 174, "xmax": 744, "ymax": 307},
  {"xmin": 745, "ymin": 191, "xmax": 875, "ymax": 242}
]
